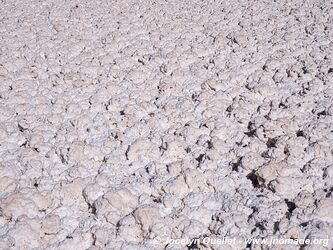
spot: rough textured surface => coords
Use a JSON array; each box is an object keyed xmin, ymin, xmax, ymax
[{"xmin": 0, "ymin": 0, "xmax": 332, "ymax": 249}]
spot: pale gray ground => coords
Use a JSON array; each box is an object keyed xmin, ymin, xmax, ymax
[{"xmin": 0, "ymin": 0, "xmax": 332, "ymax": 249}]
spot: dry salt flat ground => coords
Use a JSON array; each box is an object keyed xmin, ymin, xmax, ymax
[{"xmin": 0, "ymin": 0, "xmax": 332, "ymax": 249}]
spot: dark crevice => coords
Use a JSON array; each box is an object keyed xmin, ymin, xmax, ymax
[
  {"xmin": 285, "ymin": 199, "xmax": 296, "ymax": 219},
  {"xmin": 244, "ymin": 121, "xmax": 256, "ymax": 137},
  {"xmin": 273, "ymin": 221, "xmax": 279, "ymax": 234},
  {"xmin": 300, "ymin": 221, "xmax": 309, "ymax": 228},
  {"xmin": 247, "ymin": 171, "xmax": 260, "ymax": 188},
  {"xmin": 231, "ymin": 157, "xmax": 243, "ymax": 172},
  {"xmin": 296, "ymin": 130, "xmax": 304, "ymax": 137},
  {"xmin": 317, "ymin": 110, "xmax": 328, "ymax": 117},
  {"xmin": 195, "ymin": 154, "xmax": 206, "ymax": 164},
  {"xmin": 266, "ymin": 138, "xmax": 277, "ymax": 148}
]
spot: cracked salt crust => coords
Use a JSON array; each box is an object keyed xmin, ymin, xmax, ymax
[{"xmin": 0, "ymin": 0, "xmax": 333, "ymax": 249}]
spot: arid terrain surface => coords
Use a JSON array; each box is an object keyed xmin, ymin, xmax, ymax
[{"xmin": 0, "ymin": 0, "xmax": 332, "ymax": 249}]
